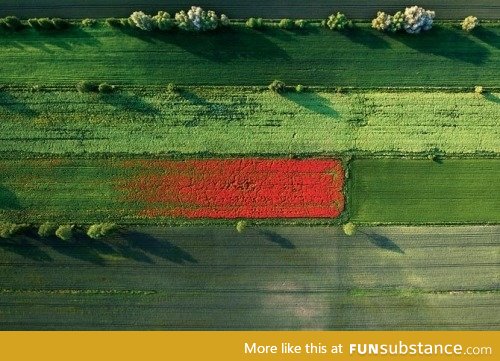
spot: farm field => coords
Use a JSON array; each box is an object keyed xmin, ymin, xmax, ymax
[
  {"xmin": 2, "ymin": 1, "xmax": 499, "ymax": 20},
  {"xmin": 0, "ymin": 158, "xmax": 344, "ymax": 223},
  {"xmin": 0, "ymin": 23, "xmax": 498, "ymax": 86},
  {"xmin": 0, "ymin": 225, "xmax": 497, "ymax": 330},
  {"xmin": 351, "ymin": 159, "xmax": 500, "ymax": 224},
  {"xmin": 1, "ymin": 89, "xmax": 499, "ymax": 156},
  {"xmin": 1, "ymin": 158, "xmax": 498, "ymax": 224}
]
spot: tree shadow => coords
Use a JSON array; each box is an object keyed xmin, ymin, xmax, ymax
[
  {"xmin": 260, "ymin": 230, "xmax": 296, "ymax": 249},
  {"xmin": 472, "ymin": 27, "xmax": 500, "ymax": 50},
  {"xmin": 38, "ymin": 234, "xmax": 107, "ymax": 266},
  {"xmin": 340, "ymin": 28, "xmax": 391, "ymax": 49},
  {"xmin": 0, "ymin": 91, "xmax": 38, "ymax": 117},
  {"xmin": 117, "ymin": 26, "xmax": 290, "ymax": 63},
  {"xmin": 0, "ymin": 235, "xmax": 53, "ymax": 262},
  {"xmin": 484, "ymin": 93, "xmax": 500, "ymax": 104},
  {"xmin": 389, "ymin": 26, "xmax": 490, "ymax": 65},
  {"xmin": 1, "ymin": 27, "xmax": 101, "ymax": 53},
  {"xmin": 284, "ymin": 92, "xmax": 339, "ymax": 118},
  {"xmin": 363, "ymin": 232, "xmax": 405, "ymax": 254},
  {"xmin": 0, "ymin": 185, "xmax": 21, "ymax": 210},
  {"xmin": 178, "ymin": 90, "xmax": 247, "ymax": 125},
  {"xmin": 98, "ymin": 92, "xmax": 159, "ymax": 115},
  {"xmin": 120, "ymin": 231, "xmax": 198, "ymax": 264}
]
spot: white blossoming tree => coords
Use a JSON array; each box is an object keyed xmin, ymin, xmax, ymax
[
  {"xmin": 175, "ymin": 6, "xmax": 228, "ymax": 32},
  {"xmin": 129, "ymin": 11, "xmax": 154, "ymax": 31},
  {"xmin": 403, "ymin": 6, "xmax": 435, "ymax": 34}
]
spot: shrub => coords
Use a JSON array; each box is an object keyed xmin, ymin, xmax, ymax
[
  {"xmin": 278, "ymin": 18, "xmax": 294, "ymax": 29},
  {"xmin": 55, "ymin": 224, "xmax": 74, "ymax": 241},
  {"xmin": 76, "ymin": 80, "xmax": 98, "ymax": 93},
  {"xmin": 474, "ymin": 85, "xmax": 484, "ymax": 94},
  {"xmin": 295, "ymin": 84, "xmax": 304, "ymax": 92},
  {"xmin": 87, "ymin": 222, "xmax": 117, "ymax": 239},
  {"xmin": 38, "ymin": 222, "xmax": 58, "ymax": 237},
  {"xmin": 403, "ymin": 6, "xmax": 435, "ymax": 34},
  {"xmin": 175, "ymin": 6, "xmax": 225, "ymax": 32},
  {"xmin": 268, "ymin": 80, "xmax": 286, "ymax": 93},
  {"xmin": 153, "ymin": 11, "xmax": 175, "ymax": 31},
  {"xmin": 326, "ymin": 12, "xmax": 351, "ymax": 30},
  {"xmin": 81, "ymin": 18, "xmax": 97, "ymax": 27},
  {"xmin": 120, "ymin": 18, "xmax": 132, "ymax": 27},
  {"xmin": 52, "ymin": 18, "xmax": 71, "ymax": 30},
  {"xmin": 4, "ymin": 16, "xmax": 23, "ymax": 31},
  {"xmin": 342, "ymin": 222, "xmax": 357, "ymax": 236},
  {"xmin": 294, "ymin": 19, "xmax": 307, "ymax": 29},
  {"xmin": 166, "ymin": 83, "xmax": 179, "ymax": 93},
  {"xmin": 220, "ymin": 14, "xmax": 230, "ymax": 27},
  {"xmin": 462, "ymin": 16, "xmax": 479, "ymax": 32},
  {"xmin": 129, "ymin": 11, "xmax": 154, "ymax": 31},
  {"xmin": 98, "ymin": 83, "xmax": 114, "ymax": 93},
  {"xmin": 0, "ymin": 222, "xmax": 28, "ymax": 239},
  {"xmin": 236, "ymin": 220, "xmax": 247, "ymax": 233},
  {"xmin": 246, "ymin": 17, "xmax": 264, "ymax": 29},
  {"xmin": 106, "ymin": 18, "xmax": 122, "ymax": 27},
  {"xmin": 37, "ymin": 17, "xmax": 56, "ymax": 29}
]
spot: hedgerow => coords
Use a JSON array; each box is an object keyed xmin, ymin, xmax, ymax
[
  {"xmin": 246, "ymin": 17, "xmax": 264, "ymax": 29},
  {"xmin": 372, "ymin": 6, "xmax": 435, "ymax": 34},
  {"xmin": 0, "ymin": 222, "xmax": 29, "ymax": 238},
  {"xmin": 325, "ymin": 12, "xmax": 352, "ymax": 30}
]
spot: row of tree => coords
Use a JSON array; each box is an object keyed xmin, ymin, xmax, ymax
[{"xmin": 0, "ymin": 222, "xmax": 117, "ymax": 241}]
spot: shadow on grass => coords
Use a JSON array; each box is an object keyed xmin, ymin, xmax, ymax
[
  {"xmin": 260, "ymin": 230, "xmax": 296, "ymax": 249},
  {"xmin": 484, "ymin": 93, "xmax": 500, "ymax": 104},
  {"xmin": 120, "ymin": 231, "xmax": 198, "ymax": 264},
  {"xmin": 99, "ymin": 92, "xmax": 159, "ymax": 114},
  {"xmin": 0, "ymin": 92, "xmax": 38, "ymax": 117},
  {"xmin": 363, "ymin": 232, "xmax": 405, "ymax": 254},
  {"xmin": 117, "ymin": 26, "xmax": 290, "ymax": 63},
  {"xmin": 0, "ymin": 185, "xmax": 21, "ymax": 210},
  {"xmin": 178, "ymin": 90, "xmax": 247, "ymax": 125},
  {"xmin": 472, "ymin": 27, "xmax": 499, "ymax": 50},
  {"xmin": 389, "ymin": 25, "xmax": 490, "ymax": 65},
  {"xmin": 284, "ymin": 92, "xmax": 339, "ymax": 118},
  {"xmin": 340, "ymin": 28, "xmax": 391, "ymax": 49},
  {"xmin": 2, "ymin": 27, "xmax": 101, "ymax": 53},
  {"xmin": 0, "ymin": 236, "xmax": 53, "ymax": 262}
]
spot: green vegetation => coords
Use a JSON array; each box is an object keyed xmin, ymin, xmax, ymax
[
  {"xmin": 0, "ymin": 23, "xmax": 497, "ymax": 86},
  {"xmin": 55, "ymin": 224, "xmax": 74, "ymax": 241},
  {"xmin": 0, "ymin": 226, "xmax": 497, "ymax": 329},
  {"xmin": 350, "ymin": 159, "xmax": 500, "ymax": 224},
  {"xmin": 0, "ymin": 89, "xmax": 497, "ymax": 156}
]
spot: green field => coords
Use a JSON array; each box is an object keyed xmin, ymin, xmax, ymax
[
  {"xmin": 1, "ymin": 89, "xmax": 498, "ymax": 156},
  {"xmin": 351, "ymin": 159, "xmax": 500, "ymax": 223},
  {"xmin": 2, "ymin": 0, "xmax": 500, "ymax": 19},
  {"xmin": 0, "ymin": 226, "xmax": 497, "ymax": 330},
  {"xmin": 0, "ymin": 22, "xmax": 498, "ymax": 86}
]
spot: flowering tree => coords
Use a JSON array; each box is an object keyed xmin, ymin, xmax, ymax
[
  {"xmin": 371, "ymin": 11, "xmax": 403, "ymax": 32},
  {"xmin": 129, "ymin": 11, "xmax": 154, "ymax": 31},
  {"xmin": 462, "ymin": 16, "xmax": 479, "ymax": 32},
  {"xmin": 153, "ymin": 11, "xmax": 175, "ymax": 31},
  {"xmin": 326, "ymin": 12, "xmax": 351, "ymax": 30},
  {"xmin": 175, "ymin": 6, "xmax": 227, "ymax": 32},
  {"xmin": 403, "ymin": 6, "xmax": 435, "ymax": 34}
]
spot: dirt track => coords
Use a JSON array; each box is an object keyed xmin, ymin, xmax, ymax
[{"xmin": 1, "ymin": 1, "xmax": 499, "ymax": 19}]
